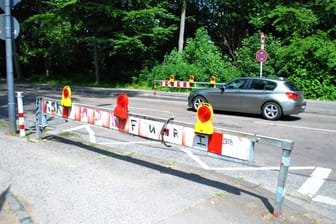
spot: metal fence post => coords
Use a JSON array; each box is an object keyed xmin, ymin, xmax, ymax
[
  {"xmin": 16, "ymin": 92, "xmax": 25, "ymax": 137},
  {"xmin": 248, "ymin": 137, "xmax": 258, "ymax": 165},
  {"xmin": 273, "ymin": 139, "xmax": 294, "ymax": 218},
  {"xmin": 35, "ymin": 97, "xmax": 43, "ymax": 139}
]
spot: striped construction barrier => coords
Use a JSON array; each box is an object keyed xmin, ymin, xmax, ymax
[
  {"xmin": 160, "ymin": 80, "xmax": 192, "ymax": 88},
  {"xmin": 36, "ymin": 96, "xmax": 253, "ymax": 162},
  {"xmin": 153, "ymin": 80, "xmax": 227, "ymax": 96}
]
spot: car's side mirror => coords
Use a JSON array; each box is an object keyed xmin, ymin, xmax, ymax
[{"xmin": 221, "ymin": 85, "xmax": 226, "ymax": 93}]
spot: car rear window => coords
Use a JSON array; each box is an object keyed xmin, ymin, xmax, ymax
[
  {"xmin": 285, "ymin": 81, "xmax": 302, "ymax": 91},
  {"xmin": 250, "ymin": 79, "xmax": 266, "ymax": 90},
  {"xmin": 264, "ymin": 81, "xmax": 277, "ymax": 90}
]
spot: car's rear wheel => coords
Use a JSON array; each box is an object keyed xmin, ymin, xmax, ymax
[
  {"xmin": 192, "ymin": 96, "xmax": 207, "ymax": 111},
  {"xmin": 262, "ymin": 102, "xmax": 282, "ymax": 120}
]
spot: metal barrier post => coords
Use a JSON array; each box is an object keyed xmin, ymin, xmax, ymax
[
  {"xmin": 35, "ymin": 97, "xmax": 43, "ymax": 139},
  {"xmin": 16, "ymin": 92, "xmax": 25, "ymax": 137},
  {"xmin": 273, "ymin": 139, "xmax": 294, "ymax": 218},
  {"xmin": 248, "ymin": 139, "xmax": 256, "ymax": 165}
]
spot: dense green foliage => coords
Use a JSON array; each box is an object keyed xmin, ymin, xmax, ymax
[
  {"xmin": 142, "ymin": 28, "xmax": 241, "ymax": 84},
  {"xmin": 2, "ymin": 0, "xmax": 335, "ymax": 99}
]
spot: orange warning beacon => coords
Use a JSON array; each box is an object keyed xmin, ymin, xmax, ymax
[{"xmin": 194, "ymin": 103, "xmax": 214, "ymax": 135}]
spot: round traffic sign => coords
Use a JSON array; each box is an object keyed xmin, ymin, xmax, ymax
[
  {"xmin": 0, "ymin": 14, "xmax": 20, "ymax": 40},
  {"xmin": 0, "ymin": 0, "xmax": 21, "ymax": 10},
  {"xmin": 256, "ymin": 49, "xmax": 268, "ymax": 63}
]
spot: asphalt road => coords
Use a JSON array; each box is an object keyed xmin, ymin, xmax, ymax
[
  {"xmin": 1, "ymin": 83, "xmax": 336, "ymax": 223},
  {"xmin": 14, "ymin": 84, "xmax": 334, "ymax": 176}
]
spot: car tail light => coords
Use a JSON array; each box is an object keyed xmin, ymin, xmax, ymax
[{"xmin": 286, "ymin": 92, "xmax": 300, "ymax": 99}]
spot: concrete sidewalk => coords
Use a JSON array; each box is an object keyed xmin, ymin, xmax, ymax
[{"xmin": 0, "ymin": 128, "xmax": 317, "ymax": 224}]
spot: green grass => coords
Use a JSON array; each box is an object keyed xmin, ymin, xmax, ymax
[
  {"xmin": 214, "ymin": 192, "xmax": 226, "ymax": 197},
  {"xmin": 22, "ymin": 74, "xmax": 149, "ymax": 89},
  {"xmin": 20, "ymin": 74, "xmax": 195, "ymax": 93},
  {"xmin": 0, "ymin": 120, "xmax": 7, "ymax": 128}
]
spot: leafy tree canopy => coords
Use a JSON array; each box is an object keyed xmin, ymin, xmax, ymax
[{"xmin": 1, "ymin": 0, "xmax": 334, "ymax": 99}]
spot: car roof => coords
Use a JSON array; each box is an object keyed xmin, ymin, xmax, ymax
[{"xmin": 235, "ymin": 77, "xmax": 287, "ymax": 83}]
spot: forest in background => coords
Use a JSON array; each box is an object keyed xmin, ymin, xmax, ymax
[{"xmin": 1, "ymin": 0, "xmax": 335, "ymax": 100}]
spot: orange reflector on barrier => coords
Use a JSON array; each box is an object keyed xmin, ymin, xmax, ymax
[
  {"xmin": 198, "ymin": 105, "xmax": 211, "ymax": 122},
  {"xmin": 194, "ymin": 103, "xmax": 214, "ymax": 135},
  {"xmin": 189, "ymin": 75, "xmax": 195, "ymax": 83},
  {"xmin": 169, "ymin": 74, "xmax": 174, "ymax": 83},
  {"xmin": 210, "ymin": 76, "xmax": 216, "ymax": 85},
  {"xmin": 61, "ymin": 85, "xmax": 72, "ymax": 107},
  {"xmin": 114, "ymin": 93, "xmax": 129, "ymax": 119}
]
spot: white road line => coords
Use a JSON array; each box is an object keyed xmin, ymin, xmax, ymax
[
  {"xmin": 181, "ymin": 148, "xmax": 210, "ymax": 169},
  {"xmin": 255, "ymin": 121, "xmax": 336, "ymax": 133},
  {"xmin": 312, "ymin": 195, "xmax": 336, "ymax": 206},
  {"xmin": 202, "ymin": 166, "xmax": 316, "ymax": 171},
  {"xmin": 99, "ymin": 141, "xmax": 161, "ymax": 145},
  {"xmin": 181, "ymin": 148, "xmax": 315, "ymax": 171},
  {"xmin": 298, "ymin": 167, "xmax": 332, "ymax": 197},
  {"xmin": 62, "ymin": 125, "xmax": 96, "ymax": 143},
  {"xmin": 129, "ymin": 107, "xmax": 172, "ymax": 113}
]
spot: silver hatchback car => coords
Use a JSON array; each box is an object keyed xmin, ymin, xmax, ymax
[{"xmin": 188, "ymin": 77, "xmax": 307, "ymax": 120}]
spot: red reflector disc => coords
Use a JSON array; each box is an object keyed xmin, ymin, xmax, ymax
[
  {"xmin": 63, "ymin": 89, "xmax": 69, "ymax": 98},
  {"xmin": 197, "ymin": 106, "xmax": 211, "ymax": 122},
  {"xmin": 117, "ymin": 94, "xmax": 128, "ymax": 107}
]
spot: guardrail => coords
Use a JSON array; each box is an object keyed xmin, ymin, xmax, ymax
[{"xmin": 35, "ymin": 95, "xmax": 293, "ymax": 218}]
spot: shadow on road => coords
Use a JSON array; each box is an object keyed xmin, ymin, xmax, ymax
[
  {"xmin": 44, "ymin": 135, "xmax": 275, "ymax": 215},
  {"xmin": 0, "ymin": 186, "xmax": 10, "ymax": 214}
]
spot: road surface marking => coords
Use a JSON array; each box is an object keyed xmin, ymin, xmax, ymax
[
  {"xmin": 62, "ymin": 125, "xmax": 96, "ymax": 143},
  {"xmin": 182, "ymin": 148, "xmax": 210, "ymax": 169},
  {"xmin": 313, "ymin": 195, "xmax": 336, "ymax": 206},
  {"xmin": 255, "ymin": 121, "xmax": 336, "ymax": 133},
  {"xmin": 181, "ymin": 148, "xmax": 315, "ymax": 171},
  {"xmin": 99, "ymin": 141, "xmax": 161, "ymax": 145},
  {"xmin": 298, "ymin": 167, "xmax": 332, "ymax": 197},
  {"xmin": 130, "ymin": 106, "xmax": 172, "ymax": 113}
]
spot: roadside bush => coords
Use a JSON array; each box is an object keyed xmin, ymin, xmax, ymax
[
  {"xmin": 289, "ymin": 69, "xmax": 336, "ymax": 100},
  {"xmin": 142, "ymin": 28, "xmax": 241, "ymax": 84}
]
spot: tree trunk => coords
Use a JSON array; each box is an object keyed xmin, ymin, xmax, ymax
[
  {"xmin": 178, "ymin": 0, "xmax": 186, "ymax": 53},
  {"xmin": 93, "ymin": 41, "xmax": 100, "ymax": 84}
]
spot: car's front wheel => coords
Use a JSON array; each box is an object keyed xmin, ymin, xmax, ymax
[
  {"xmin": 262, "ymin": 102, "xmax": 282, "ymax": 120},
  {"xmin": 192, "ymin": 96, "xmax": 207, "ymax": 111}
]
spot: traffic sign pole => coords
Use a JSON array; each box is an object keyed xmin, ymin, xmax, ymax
[
  {"xmin": 5, "ymin": 0, "xmax": 16, "ymax": 133},
  {"xmin": 258, "ymin": 32, "xmax": 266, "ymax": 78},
  {"xmin": 260, "ymin": 32, "xmax": 265, "ymax": 50}
]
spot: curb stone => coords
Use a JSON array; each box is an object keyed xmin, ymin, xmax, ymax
[
  {"xmin": 6, "ymin": 191, "xmax": 33, "ymax": 224},
  {"xmin": 1, "ymin": 167, "xmax": 33, "ymax": 224}
]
